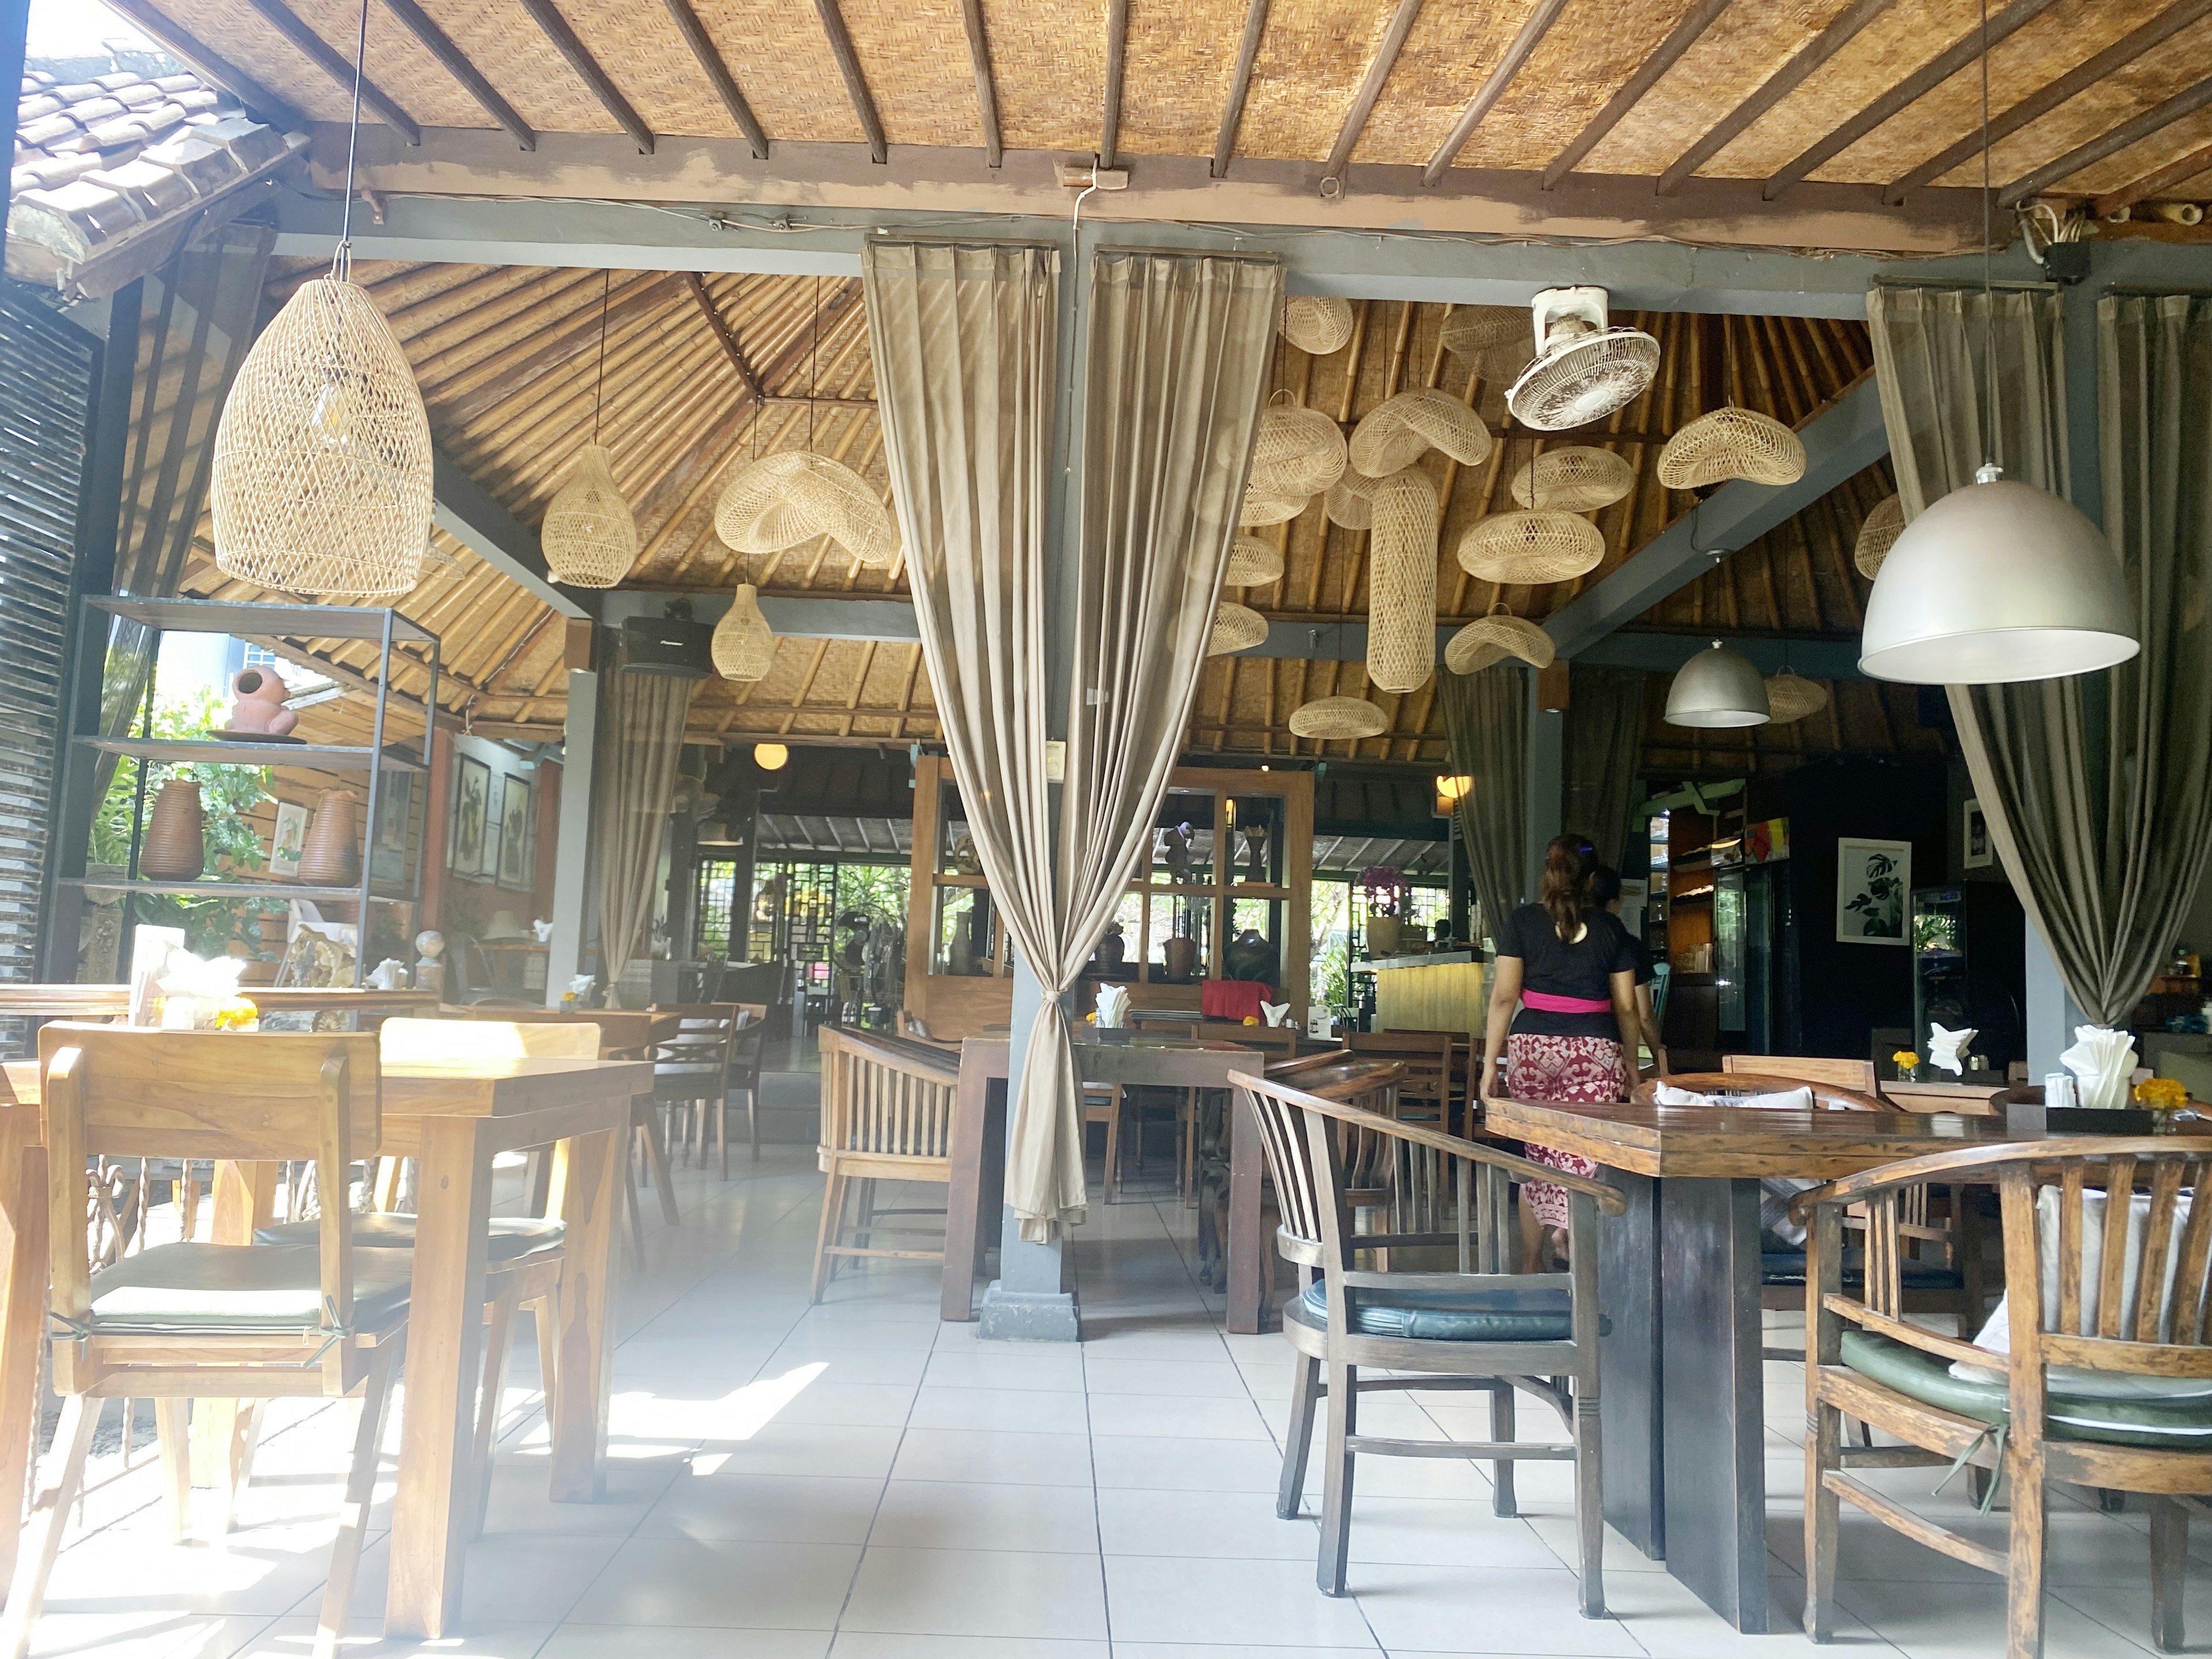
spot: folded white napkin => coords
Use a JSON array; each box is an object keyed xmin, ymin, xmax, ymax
[
  {"xmin": 2061, "ymin": 1024, "xmax": 2139, "ymax": 1112},
  {"xmin": 1094, "ymin": 985, "xmax": 1130, "ymax": 1029},
  {"xmin": 1927, "ymin": 1022, "xmax": 1976, "ymax": 1076},
  {"xmin": 1260, "ymin": 1001, "xmax": 1290, "ymax": 1027}
]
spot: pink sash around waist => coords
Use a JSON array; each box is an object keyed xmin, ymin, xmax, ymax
[{"xmin": 1521, "ymin": 989, "xmax": 1612, "ymax": 1015}]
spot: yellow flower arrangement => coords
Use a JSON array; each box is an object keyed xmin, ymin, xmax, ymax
[
  {"xmin": 2136, "ymin": 1076, "xmax": 2188, "ymax": 1112},
  {"xmin": 1242, "ymin": 1015, "xmax": 1260, "ymax": 1027},
  {"xmin": 1891, "ymin": 1049, "xmax": 1921, "ymax": 1069}
]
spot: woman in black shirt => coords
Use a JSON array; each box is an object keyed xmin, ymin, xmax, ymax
[{"xmin": 1478, "ymin": 835, "xmax": 1643, "ymax": 1269}]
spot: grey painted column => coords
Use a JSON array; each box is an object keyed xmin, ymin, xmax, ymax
[
  {"xmin": 978, "ymin": 955, "xmax": 1080, "ymax": 1338},
  {"xmin": 545, "ymin": 666, "xmax": 598, "ymax": 1006},
  {"xmin": 2025, "ymin": 926, "xmax": 2085, "ymax": 1084},
  {"xmin": 1523, "ymin": 666, "xmax": 1565, "ymax": 902}
]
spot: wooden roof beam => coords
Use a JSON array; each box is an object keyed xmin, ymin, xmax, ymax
[
  {"xmin": 516, "ymin": 0, "xmax": 656, "ymax": 154},
  {"xmin": 1324, "ymin": 0, "xmax": 1423, "ymax": 184},
  {"xmin": 662, "ymin": 0, "xmax": 769, "ymax": 159},
  {"xmin": 1421, "ymin": 0, "xmax": 1571, "ymax": 187},
  {"xmin": 685, "ymin": 273, "xmax": 764, "ymax": 400},
  {"xmin": 2095, "ymin": 138, "xmax": 2212, "ymax": 217},
  {"xmin": 816, "ymin": 0, "xmax": 887, "ymax": 164},
  {"xmin": 1656, "ymin": 0, "xmax": 1895, "ymax": 196},
  {"xmin": 241, "ymin": 0, "xmax": 421, "ymax": 144},
  {"xmin": 960, "ymin": 0, "xmax": 1003, "ymax": 168},
  {"xmin": 1883, "ymin": 0, "xmax": 2212, "ymax": 203},
  {"xmin": 97, "ymin": 0, "xmax": 308, "ymax": 130},
  {"xmin": 1212, "ymin": 0, "xmax": 1269, "ymax": 177},
  {"xmin": 1764, "ymin": 0, "xmax": 2059, "ymax": 199},
  {"xmin": 1101, "ymin": 0, "xmax": 1130, "ymax": 170},
  {"xmin": 432, "ymin": 448, "xmax": 597, "ymax": 622},
  {"xmin": 2000, "ymin": 73, "xmax": 2212, "ymax": 206},
  {"xmin": 377, "ymin": 0, "xmax": 535, "ymax": 149},
  {"xmin": 1543, "ymin": 0, "xmax": 1731, "ymax": 188}
]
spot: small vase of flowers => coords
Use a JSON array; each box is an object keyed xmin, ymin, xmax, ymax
[
  {"xmin": 1891, "ymin": 1048, "xmax": 1923, "ymax": 1084},
  {"xmin": 2136, "ymin": 1075, "xmax": 2190, "ymax": 1132}
]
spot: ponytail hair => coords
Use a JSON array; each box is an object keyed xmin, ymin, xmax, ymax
[{"xmin": 1540, "ymin": 834, "xmax": 1599, "ymax": 941}]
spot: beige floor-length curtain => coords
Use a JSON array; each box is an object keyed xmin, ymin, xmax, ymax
[
  {"xmin": 592, "ymin": 666, "xmax": 694, "ymax": 989},
  {"xmin": 1440, "ymin": 663, "xmax": 1525, "ymax": 944},
  {"xmin": 1868, "ymin": 286, "xmax": 2212, "ymax": 1024},
  {"xmin": 1564, "ymin": 665, "xmax": 1647, "ymax": 870},
  {"xmin": 865, "ymin": 239, "xmax": 1280, "ymax": 1238}
]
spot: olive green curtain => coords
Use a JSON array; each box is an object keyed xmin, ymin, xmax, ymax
[
  {"xmin": 1564, "ymin": 665, "xmax": 1647, "ymax": 870},
  {"xmin": 1440, "ymin": 662, "xmax": 1524, "ymax": 945},
  {"xmin": 591, "ymin": 666, "xmax": 694, "ymax": 988}
]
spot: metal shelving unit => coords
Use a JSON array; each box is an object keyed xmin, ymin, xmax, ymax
[{"xmin": 59, "ymin": 596, "xmax": 441, "ymax": 987}]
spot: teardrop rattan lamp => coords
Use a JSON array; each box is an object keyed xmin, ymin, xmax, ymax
[
  {"xmin": 1665, "ymin": 641, "xmax": 1770, "ymax": 728},
  {"xmin": 1763, "ymin": 669, "xmax": 1828, "ymax": 724},
  {"xmin": 210, "ymin": 0, "xmax": 429, "ymax": 597},
  {"xmin": 542, "ymin": 274, "xmax": 638, "ymax": 588},
  {"xmin": 1853, "ymin": 494, "xmax": 1906, "ymax": 578},
  {"xmin": 712, "ymin": 582, "xmax": 776, "ymax": 681}
]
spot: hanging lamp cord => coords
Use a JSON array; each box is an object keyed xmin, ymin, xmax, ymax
[
  {"xmin": 593, "ymin": 268, "xmax": 610, "ymax": 445},
  {"xmin": 332, "ymin": 0, "xmax": 369, "ymax": 282},
  {"xmin": 1978, "ymin": 0, "xmax": 1998, "ymax": 479}
]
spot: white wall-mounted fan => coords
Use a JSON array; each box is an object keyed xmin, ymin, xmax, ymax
[{"xmin": 1506, "ymin": 287, "xmax": 1660, "ymax": 432}]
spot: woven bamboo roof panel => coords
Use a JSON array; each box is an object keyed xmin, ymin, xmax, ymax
[
  {"xmin": 1118, "ymin": 0, "xmax": 1251, "ymax": 158},
  {"xmin": 978, "ymin": 0, "xmax": 1108, "ymax": 151},
  {"xmin": 1232, "ymin": 0, "xmax": 1403, "ymax": 162},
  {"xmin": 816, "ymin": 2, "xmax": 980, "ymax": 148},
  {"xmin": 660, "ymin": 1, "xmax": 866, "ymax": 143}
]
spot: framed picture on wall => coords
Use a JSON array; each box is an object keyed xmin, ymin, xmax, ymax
[
  {"xmin": 1836, "ymin": 838, "xmax": 1911, "ymax": 945},
  {"xmin": 453, "ymin": 756, "xmax": 490, "ymax": 873},
  {"xmin": 270, "ymin": 800, "xmax": 307, "ymax": 878},
  {"xmin": 497, "ymin": 775, "xmax": 533, "ymax": 890},
  {"xmin": 1963, "ymin": 798, "xmax": 1994, "ymax": 869}
]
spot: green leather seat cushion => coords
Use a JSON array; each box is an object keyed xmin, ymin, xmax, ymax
[
  {"xmin": 1762, "ymin": 1249, "xmax": 1964, "ymax": 1291},
  {"xmin": 88, "ymin": 1243, "xmax": 412, "ymax": 1335},
  {"xmin": 1839, "ymin": 1329, "xmax": 2212, "ymax": 1450},
  {"xmin": 1296, "ymin": 1279, "xmax": 1576, "ymax": 1342},
  {"xmin": 253, "ymin": 1214, "xmax": 565, "ymax": 1263}
]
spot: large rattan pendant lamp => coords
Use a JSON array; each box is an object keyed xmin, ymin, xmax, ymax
[
  {"xmin": 541, "ymin": 271, "xmax": 639, "ymax": 587},
  {"xmin": 210, "ymin": 0, "xmax": 430, "ymax": 597},
  {"xmin": 1858, "ymin": 0, "xmax": 2136, "ymax": 685}
]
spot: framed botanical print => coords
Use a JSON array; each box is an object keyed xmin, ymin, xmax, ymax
[
  {"xmin": 1963, "ymin": 798, "xmax": 1994, "ymax": 870},
  {"xmin": 1836, "ymin": 838, "xmax": 1910, "ymax": 945},
  {"xmin": 497, "ymin": 774, "xmax": 533, "ymax": 890},
  {"xmin": 453, "ymin": 755, "xmax": 490, "ymax": 873}
]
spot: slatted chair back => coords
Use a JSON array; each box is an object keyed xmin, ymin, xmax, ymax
[
  {"xmin": 1344, "ymin": 1029, "xmax": 1455, "ymax": 1122},
  {"xmin": 1725, "ymin": 1052, "xmax": 1879, "ymax": 1095},
  {"xmin": 820, "ymin": 1026, "xmax": 961, "ymax": 1161},
  {"xmin": 380, "ymin": 1018, "xmax": 600, "ymax": 1062}
]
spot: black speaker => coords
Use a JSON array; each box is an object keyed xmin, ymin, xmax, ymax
[{"xmin": 621, "ymin": 614, "xmax": 714, "ymax": 679}]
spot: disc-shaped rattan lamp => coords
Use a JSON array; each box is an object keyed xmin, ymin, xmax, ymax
[
  {"xmin": 1445, "ymin": 608, "xmax": 1555, "ymax": 676},
  {"xmin": 1249, "ymin": 403, "xmax": 1347, "ymax": 498},
  {"xmin": 1281, "ymin": 294, "xmax": 1354, "ymax": 355},
  {"xmin": 1511, "ymin": 446, "xmax": 1634, "ymax": 513},
  {"xmin": 716, "ymin": 450, "xmax": 899, "ymax": 567},
  {"xmin": 1763, "ymin": 669, "xmax": 1828, "ymax": 724},
  {"xmin": 1225, "ymin": 534, "xmax": 1285, "ymax": 588},
  {"xmin": 1349, "ymin": 388, "xmax": 1491, "ymax": 477},
  {"xmin": 1368, "ymin": 469, "xmax": 1439, "ymax": 694},
  {"xmin": 1208, "ymin": 603, "xmax": 1267, "ymax": 656},
  {"xmin": 1658, "ymin": 407, "xmax": 1806, "ymax": 490},
  {"xmin": 712, "ymin": 582, "xmax": 777, "ymax": 681},
  {"xmin": 541, "ymin": 444, "xmax": 638, "ymax": 588},
  {"xmin": 1455, "ymin": 511, "xmax": 1605, "ymax": 585},
  {"xmin": 1241, "ymin": 486, "xmax": 1305, "ymax": 527},
  {"xmin": 1325, "ymin": 471, "xmax": 1377, "ymax": 529},
  {"xmin": 1439, "ymin": 308, "xmax": 1530, "ymax": 377},
  {"xmin": 1289, "ymin": 696, "xmax": 1388, "ymax": 740},
  {"xmin": 1853, "ymin": 493, "xmax": 1906, "ymax": 578}
]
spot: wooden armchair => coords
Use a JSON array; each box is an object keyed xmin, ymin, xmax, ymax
[
  {"xmin": 812, "ymin": 1027, "xmax": 962, "ymax": 1301},
  {"xmin": 1722, "ymin": 1052, "xmax": 1879, "ymax": 1094},
  {"xmin": 3, "ymin": 1027, "xmax": 404, "ymax": 1659},
  {"xmin": 1233, "ymin": 1062, "xmax": 1622, "ymax": 1605},
  {"xmin": 1802, "ymin": 1140, "xmax": 2212, "ymax": 1658}
]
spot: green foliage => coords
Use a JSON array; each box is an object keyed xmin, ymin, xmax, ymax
[{"xmin": 835, "ymin": 862, "xmax": 910, "ymax": 927}]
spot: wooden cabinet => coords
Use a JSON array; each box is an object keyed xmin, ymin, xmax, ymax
[{"xmin": 902, "ymin": 757, "xmax": 1312, "ymax": 1039}]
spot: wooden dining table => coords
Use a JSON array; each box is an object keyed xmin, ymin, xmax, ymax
[
  {"xmin": 1482, "ymin": 1094, "xmax": 2018, "ymax": 1635},
  {"xmin": 0, "ymin": 1048, "xmax": 648, "ymax": 1641}
]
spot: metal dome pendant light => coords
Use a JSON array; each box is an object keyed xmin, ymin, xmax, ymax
[
  {"xmin": 1858, "ymin": 0, "xmax": 2137, "ymax": 686},
  {"xmin": 541, "ymin": 271, "xmax": 639, "ymax": 588},
  {"xmin": 210, "ymin": 0, "xmax": 430, "ymax": 597},
  {"xmin": 1666, "ymin": 641, "xmax": 1771, "ymax": 729}
]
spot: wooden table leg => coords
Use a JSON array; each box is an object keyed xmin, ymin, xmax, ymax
[
  {"xmin": 1598, "ymin": 1169, "xmax": 1665, "ymax": 1560},
  {"xmin": 0, "ymin": 1123, "xmax": 47, "ymax": 1591},
  {"xmin": 1228, "ymin": 1092, "xmax": 1264, "ymax": 1335},
  {"xmin": 386, "ymin": 1116, "xmax": 492, "ymax": 1641},
  {"xmin": 938, "ymin": 1060, "xmax": 993, "ymax": 1321},
  {"xmin": 545, "ymin": 1124, "xmax": 620, "ymax": 1503}
]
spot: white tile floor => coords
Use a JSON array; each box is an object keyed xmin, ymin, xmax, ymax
[{"xmin": 25, "ymin": 1132, "xmax": 2211, "ymax": 1658}]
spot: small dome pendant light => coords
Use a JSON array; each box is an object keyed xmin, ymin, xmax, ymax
[{"xmin": 1665, "ymin": 641, "xmax": 1771, "ymax": 729}]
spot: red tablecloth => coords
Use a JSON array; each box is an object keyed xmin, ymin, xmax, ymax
[{"xmin": 1201, "ymin": 979, "xmax": 1272, "ymax": 1023}]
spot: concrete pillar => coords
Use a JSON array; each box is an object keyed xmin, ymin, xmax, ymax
[
  {"xmin": 2025, "ymin": 925, "xmax": 2086, "ymax": 1084},
  {"xmin": 978, "ymin": 956, "xmax": 1080, "ymax": 1339},
  {"xmin": 546, "ymin": 666, "xmax": 597, "ymax": 1006},
  {"xmin": 1522, "ymin": 666, "xmax": 1565, "ymax": 903}
]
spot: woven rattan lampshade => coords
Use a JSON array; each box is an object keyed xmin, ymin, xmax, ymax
[
  {"xmin": 1290, "ymin": 696, "xmax": 1388, "ymax": 740},
  {"xmin": 1325, "ymin": 471, "xmax": 1377, "ymax": 529},
  {"xmin": 1854, "ymin": 493, "xmax": 1906, "ymax": 578},
  {"xmin": 1455, "ymin": 511, "xmax": 1605, "ymax": 585},
  {"xmin": 1763, "ymin": 669, "xmax": 1828, "ymax": 724},
  {"xmin": 1349, "ymin": 388, "xmax": 1492, "ymax": 477},
  {"xmin": 1281, "ymin": 294, "xmax": 1354, "ymax": 355},
  {"xmin": 1445, "ymin": 611, "xmax": 1555, "ymax": 676},
  {"xmin": 1439, "ymin": 308, "xmax": 1529, "ymax": 375},
  {"xmin": 1658, "ymin": 407, "xmax": 1807, "ymax": 490},
  {"xmin": 1241, "ymin": 486, "xmax": 1305, "ymax": 527},
  {"xmin": 716, "ymin": 450, "xmax": 898, "ymax": 567},
  {"xmin": 711, "ymin": 582, "xmax": 776, "ymax": 681},
  {"xmin": 1224, "ymin": 534, "xmax": 1285, "ymax": 588},
  {"xmin": 1208, "ymin": 603, "xmax": 1267, "ymax": 656},
  {"xmin": 540, "ymin": 444, "xmax": 638, "ymax": 588},
  {"xmin": 1368, "ymin": 469, "xmax": 1438, "ymax": 693},
  {"xmin": 1511, "ymin": 446, "xmax": 1634, "ymax": 512},
  {"xmin": 1248, "ymin": 403, "xmax": 1347, "ymax": 497},
  {"xmin": 211, "ymin": 276, "xmax": 433, "ymax": 597}
]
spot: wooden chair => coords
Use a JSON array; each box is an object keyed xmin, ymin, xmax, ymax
[
  {"xmin": 1084, "ymin": 1084, "xmax": 1125, "ymax": 1202},
  {"xmin": 3, "ymin": 1027, "xmax": 403, "ymax": 1659},
  {"xmin": 1722, "ymin": 1052, "xmax": 1880, "ymax": 1095},
  {"xmin": 681, "ymin": 1001, "xmax": 768, "ymax": 1174},
  {"xmin": 811, "ymin": 1027, "xmax": 962, "ymax": 1302},
  {"xmin": 1137, "ymin": 1021, "xmax": 1301, "ymax": 1206},
  {"xmin": 1344, "ymin": 1029, "xmax": 1455, "ymax": 1126},
  {"xmin": 1234, "ymin": 1060, "xmax": 1621, "ymax": 1604},
  {"xmin": 651, "ymin": 1002, "xmax": 743, "ymax": 1175},
  {"xmin": 623, "ymin": 1013, "xmax": 685, "ymax": 1233},
  {"xmin": 1802, "ymin": 1139, "xmax": 2212, "ymax": 1659}
]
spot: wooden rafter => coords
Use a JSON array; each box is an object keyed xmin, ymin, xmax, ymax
[
  {"xmin": 661, "ymin": 0, "xmax": 769, "ymax": 160},
  {"xmin": 816, "ymin": 0, "xmax": 888, "ymax": 164},
  {"xmin": 684, "ymin": 274, "xmax": 764, "ymax": 400},
  {"xmin": 2095, "ymin": 138, "xmax": 2212, "ymax": 217},
  {"xmin": 515, "ymin": 0, "xmax": 656, "ymax": 153},
  {"xmin": 1212, "ymin": 0, "xmax": 1270, "ymax": 177},
  {"xmin": 1883, "ymin": 0, "xmax": 2212, "ymax": 203},
  {"xmin": 240, "ymin": 0, "xmax": 421, "ymax": 143},
  {"xmin": 1101, "ymin": 0, "xmax": 1131, "ymax": 170},
  {"xmin": 959, "ymin": 0, "xmax": 1003, "ymax": 168},
  {"xmin": 2000, "ymin": 73, "xmax": 2212, "ymax": 206},
  {"xmin": 99, "ymin": 0, "xmax": 308, "ymax": 130},
  {"xmin": 1542, "ymin": 0, "xmax": 1732, "ymax": 188},
  {"xmin": 1421, "ymin": 0, "xmax": 1571, "ymax": 187},
  {"xmin": 1763, "ymin": 0, "xmax": 2060, "ymax": 199},
  {"xmin": 1656, "ymin": 0, "xmax": 1896, "ymax": 196},
  {"xmin": 1325, "ymin": 0, "xmax": 1423, "ymax": 183},
  {"xmin": 378, "ymin": 0, "xmax": 535, "ymax": 149}
]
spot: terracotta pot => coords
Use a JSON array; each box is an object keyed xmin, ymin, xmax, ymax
[
  {"xmin": 299, "ymin": 789, "xmax": 361, "ymax": 886},
  {"xmin": 1161, "ymin": 935, "xmax": 1199, "ymax": 983},
  {"xmin": 139, "ymin": 778, "xmax": 204, "ymax": 881}
]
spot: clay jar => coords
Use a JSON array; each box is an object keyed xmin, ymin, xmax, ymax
[
  {"xmin": 226, "ymin": 667, "xmax": 297, "ymax": 736},
  {"xmin": 139, "ymin": 778, "xmax": 204, "ymax": 881},
  {"xmin": 1161, "ymin": 934, "xmax": 1199, "ymax": 983},
  {"xmin": 298, "ymin": 789, "xmax": 361, "ymax": 885}
]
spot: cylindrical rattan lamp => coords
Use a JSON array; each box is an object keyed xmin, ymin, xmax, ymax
[
  {"xmin": 1854, "ymin": 493, "xmax": 1906, "ymax": 578},
  {"xmin": 1445, "ymin": 610, "xmax": 1555, "ymax": 676},
  {"xmin": 211, "ymin": 276, "xmax": 434, "ymax": 597},
  {"xmin": 540, "ymin": 444, "xmax": 638, "ymax": 588},
  {"xmin": 1248, "ymin": 403, "xmax": 1347, "ymax": 498},
  {"xmin": 1289, "ymin": 696, "xmax": 1388, "ymax": 740},
  {"xmin": 1657, "ymin": 407, "xmax": 1807, "ymax": 490},
  {"xmin": 1349, "ymin": 388, "xmax": 1491, "ymax": 477},
  {"xmin": 716, "ymin": 450, "xmax": 898, "ymax": 567},
  {"xmin": 1511, "ymin": 446, "xmax": 1634, "ymax": 512},
  {"xmin": 1455, "ymin": 511, "xmax": 1605, "ymax": 585},
  {"xmin": 712, "ymin": 582, "xmax": 777, "ymax": 681},
  {"xmin": 1224, "ymin": 534, "xmax": 1285, "ymax": 588},
  {"xmin": 1367, "ymin": 469, "xmax": 1438, "ymax": 693},
  {"xmin": 1208, "ymin": 603, "xmax": 1268, "ymax": 656},
  {"xmin": 1281, "ymin": 294, "xmax": 1354, "ymax": 355},
  {"xmin": 1763, "ymin": 669, "xmax": 1828, "ymax": 724}
]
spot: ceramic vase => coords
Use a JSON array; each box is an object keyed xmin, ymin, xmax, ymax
[
  {"xmin": 1161, "ymin": 934, "xmax": 1198, "ymax": 983},
  {"xmin": 299, "ymin": 789, "xmax": 361, "ymax": 885},
  {"xmin": 139, "ymin": 778, "xmax": 204, "ymax": 880}
]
